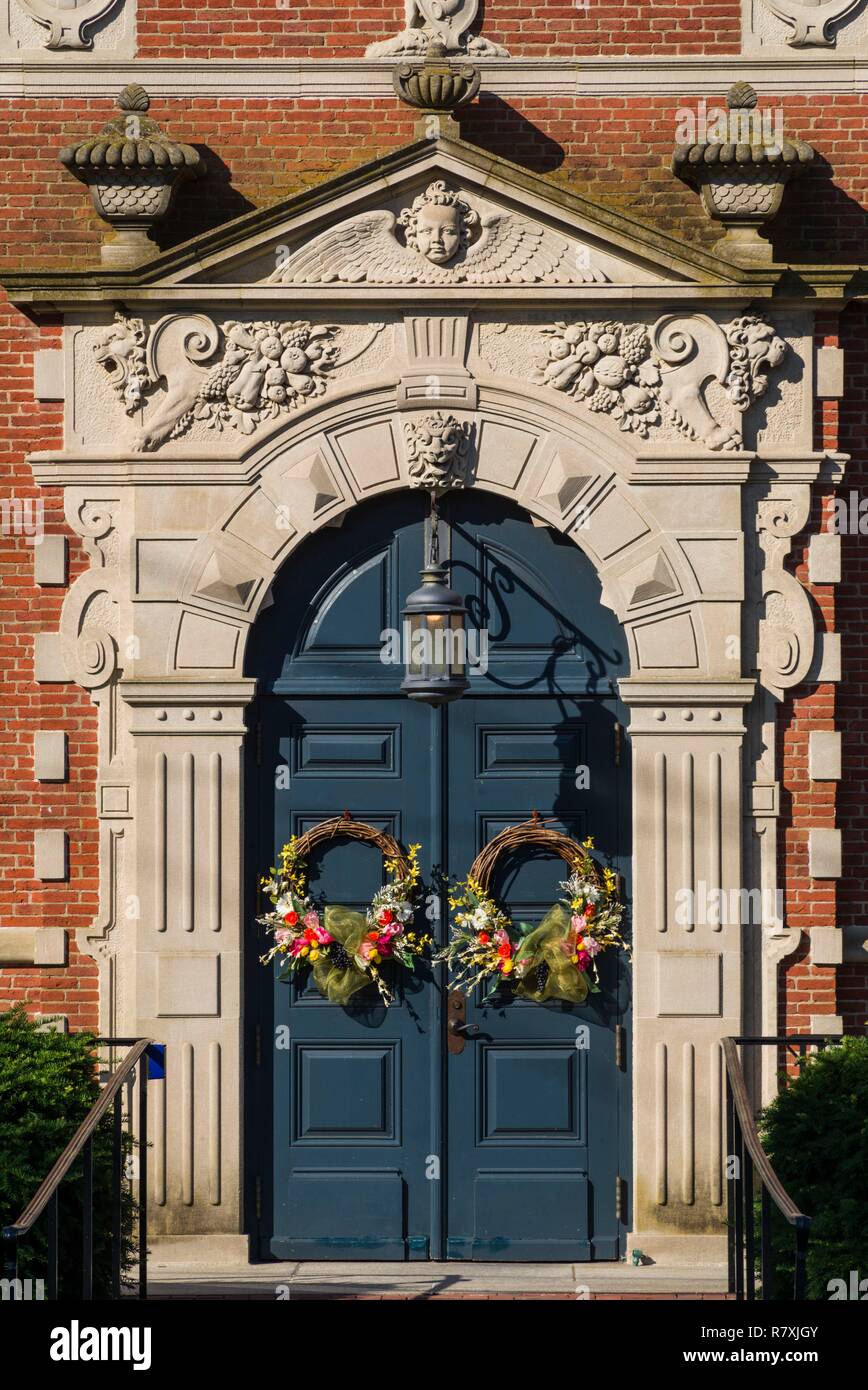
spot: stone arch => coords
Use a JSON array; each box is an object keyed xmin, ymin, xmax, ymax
[{"xmin": 165, "ymin": 385, "xmax": 728, "ymax": 685}]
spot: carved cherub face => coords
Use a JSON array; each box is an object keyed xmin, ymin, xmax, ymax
[
  {"xmin": 399, "ymin": 181, "xmax": 479, "ymax": 266},
  {"xmin": 414, "ymin": 204, "xmax": 462, "ymax": 264}
]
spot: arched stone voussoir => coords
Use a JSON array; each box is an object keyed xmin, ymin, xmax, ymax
[{"xmin": 154, "ymin": 390, "xmax": 726, "ymax": 681}]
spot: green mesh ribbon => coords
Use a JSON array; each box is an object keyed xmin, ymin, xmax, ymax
[
  {"xmin": 513, "ymin": 903, "xmax": 590, "ymax": 1005},
  {"xmin": 310, "ymin": 906, "xmax": 374, "ymax": 1004}
]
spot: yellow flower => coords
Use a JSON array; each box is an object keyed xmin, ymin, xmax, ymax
[
  {"xmin": 299, "ymin": 945, "xmax": 309, "ymax": 958},
  {"xmin": 501, "ymin": 960, "xmax": 514, "ymax": 975},
  {"xmin": 309, "ymin": 948, "xmax": 320, "ymax": 961}
]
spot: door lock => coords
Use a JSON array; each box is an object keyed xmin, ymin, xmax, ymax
[{"xmin": 446, "ymin": 991, "xmax": 478, "ymax": 1054}]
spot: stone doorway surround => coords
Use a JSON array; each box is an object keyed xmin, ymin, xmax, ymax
[{"xmin": 3, "ymin": 135, "xmax": 851, "ymax": 1263}]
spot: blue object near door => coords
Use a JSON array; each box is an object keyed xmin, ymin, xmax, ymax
[{"xmin": 247, "ymin": 491, "xmax": 631, "ymax": 1261}]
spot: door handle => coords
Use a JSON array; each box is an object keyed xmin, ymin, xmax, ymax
[{"xmin": 447, "ymin": 991, "xmax": 478, "ymax": 1054}]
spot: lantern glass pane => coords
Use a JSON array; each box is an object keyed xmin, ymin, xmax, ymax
[
  {"xmin": 406, "ymin": 613, "xmax": 426, "ymax": 676},
  {"xmin": 450, "ymin": 613, "xmax": 466, "ymax": 676},
  {"xmin": 427, "ymin": 613, "xmax": 447, "ymax": 675}
]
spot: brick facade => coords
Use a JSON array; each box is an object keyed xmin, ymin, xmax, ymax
[{"xmin": 0, "ymin": 6, "xmax": 864, "ymax": 1042}]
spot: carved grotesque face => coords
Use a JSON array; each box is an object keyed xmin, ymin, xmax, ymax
[
  {"xmin": 414, "ymin": 204, "xmax": 462, "ymax": 264},
  {"xmin": 418, "ymin": 419, "xmax": 461, "ymax": 473}
]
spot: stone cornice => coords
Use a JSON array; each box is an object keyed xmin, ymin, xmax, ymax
[{"xmin": 4, "ymin": 55, "xmax": 868, "ymax": 99}]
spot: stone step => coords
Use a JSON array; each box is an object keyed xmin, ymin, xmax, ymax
[{"xmin": 146, "ymin": 1258, "xmax": 731, "ymax": 1301}]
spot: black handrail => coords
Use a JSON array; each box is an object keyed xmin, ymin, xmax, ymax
[
  {"xmin": 724, "ymin": 1033, "xmax": 838, "ymax": 1301},
  {"xmin": 1, "ymin": 1036, "xmax": 156, "ymax": 1301}
]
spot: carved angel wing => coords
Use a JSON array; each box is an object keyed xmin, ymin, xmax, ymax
[
  {"xmin": 267, "ymin": 211, "xmax": 423, "ymax": 286},
  {"xmin": 462, "ymin": 214, "xmax": 608, "ymax": 286}
]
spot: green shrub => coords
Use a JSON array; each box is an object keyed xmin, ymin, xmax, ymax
[
  {"xmin": 759, "ymin": 1035, "xmax": 868, "ymax": 1300},
  {"xmin": 0, "ymin": 1005, "xmax": 137, "ymax": 1299}
]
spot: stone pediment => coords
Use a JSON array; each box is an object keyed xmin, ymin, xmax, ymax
[
  {"xmin": 184, "ymin": 139, "xmax": 742, "ymax": 296},
  {"xmin": 0, "ymin": 135, "xmax": 767, "ymax": 314}
]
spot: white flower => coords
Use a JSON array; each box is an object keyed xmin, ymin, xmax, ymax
[{"xmin": 471, "ymin": 907, "xmax": 489, "ymax": 930}]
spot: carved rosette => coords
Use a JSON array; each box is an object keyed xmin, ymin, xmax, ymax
[
  {"xmin": 672, "ymin": 83, "xmax": 814, "ymax": 265},
  {"xmin": 59, "ymin": 85, "xmax": 205, "ymax": 268}
]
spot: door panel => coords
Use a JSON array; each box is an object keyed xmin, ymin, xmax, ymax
[
  {"xmin": 248, "ymin": 489, "xmax": 631, "ymax": 1261},
  {"xmin": 445, "ymin": 697, "xmax": 629, "ymax": 1260},
  {"xmin": 256, "ymin": 696, "xmax": 439, "ymax": 1260}
]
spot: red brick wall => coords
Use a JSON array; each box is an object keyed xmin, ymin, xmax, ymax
[
  {"xmin": 0, "ymin": 307, "xmax": 100, "ymax": 1030},
  {"xmin": 0, "ymin": 72, "xmax": 865, "ymax": 1034},
  {"xmin": 835, "ymin": 302, "xmax": 868, "ymax": 1032},
  {"xmin": 133, "ymin": 0, "xmax": 744, "ymax": 60}
]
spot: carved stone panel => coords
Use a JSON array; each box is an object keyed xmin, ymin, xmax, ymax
[
  {"xmin": 268, "ymin": 180, "xmax": 605, "ymax": 288},
  {"xmin": 743, "ymin": 0, "xmax": 868, "ymax": 53},
  {"xmin": 1, "ymin": 0, "xmax": 134, "ymax": 54}
]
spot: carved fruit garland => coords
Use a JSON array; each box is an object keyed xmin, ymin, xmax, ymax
[
  {"xmin": 94, "ymin": 313, "xmax": 347, "ymax": 450},
  {"xmin": 533, "ymin": 313, "xmax": 787, "ymax": 451}
]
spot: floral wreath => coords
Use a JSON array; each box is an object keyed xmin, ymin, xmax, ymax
[
  {"xmin": 258, "ymin": 813, "xmax": 430, "ymax": 1006},
  {"xmin": 436, "ymin": 816, "xmax": 630, "ymax": 1004}
]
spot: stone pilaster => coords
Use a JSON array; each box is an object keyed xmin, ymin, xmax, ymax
[
  {"xmin": 621, "ymin": 679, "xmax": 754, "ymax": 1262},
  {"xmin": 120, "ymin": 679, "xmax": 255, "ymax": 1235}
]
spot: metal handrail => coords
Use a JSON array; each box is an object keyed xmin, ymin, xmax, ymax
[
  {"xmin": 724, "ymin": 1033, "xmax": 837, "ymax": 1301},
  {"xmin": 1, "ymin": 1036, "xmax": 154, "ymax": 1300},
  {"xmin": 723, "ymin": 1038, "xmax": 809, "ymax": 1225}
]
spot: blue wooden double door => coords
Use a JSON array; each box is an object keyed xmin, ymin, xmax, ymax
[{"xmin": 248, "ymin": 491, "xmax": 631, "ymax": 1261}]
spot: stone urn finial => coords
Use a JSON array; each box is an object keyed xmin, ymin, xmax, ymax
[
  {"xmin": 59, "ymin": 86, "xmax": 205, "ymax": 268},
  {"xmin": 671, "ymin": 81, "xmax": 814, "ymax": 265},
  {"xmin": 393, "ymin": 39, "xmax": 480, "ymax": 138}
]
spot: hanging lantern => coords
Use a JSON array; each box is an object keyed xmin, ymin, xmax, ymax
[{"xmin": 401, "ymin": 493, "xmax": 469, "ymax": 706}]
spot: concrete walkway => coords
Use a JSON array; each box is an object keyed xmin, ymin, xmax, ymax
[{"xmin": 147, "ymin": 1257, "xmax": 730, "ymax": 1300}]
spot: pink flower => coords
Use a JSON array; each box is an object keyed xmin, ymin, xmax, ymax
[
  {"xmin": 378, "ymin": 922, "xmax": 402, "ymax": 941},
  {"xmin": 494, "ymin": 926, "xmax": 510, "ymax": 947},
  {"xmin": 274, "ymin": 927, "xmax": 292, "ymax": 946},
  {"xmin": 571, "ymin": 913, "xmax": 583, "ymax": 932},
  {"xmin": 288, "ymin": 937, "xmax": 308, "ymax": 957},
  {"xmin": 377, "ymin": 936, "xmax": 395, "ymax": 957},
  {"xmin": 576, "ymin": 950, "xmax": 591, "ymax": 971},
  {"xmin": 359, "ymin": 940, "xmax": 379, "ymax": 962},
  {"xmin": 303, "ymin": 909, "xmax": 320, "ymax": 931},
  {"xmin": 584, "ymin": 937, "xmax": 602, "ymax": 958}
]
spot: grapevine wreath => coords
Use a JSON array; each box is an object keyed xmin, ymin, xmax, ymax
[
  {"xmin": 258, "ymin": 813, "xmax": 430, "ymax": 1005},
  {"xmin": 438, "ymin": 815, "xmax": 630, "ymax": 1003}
]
